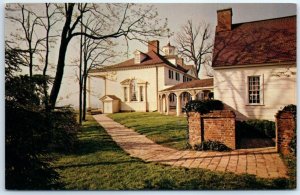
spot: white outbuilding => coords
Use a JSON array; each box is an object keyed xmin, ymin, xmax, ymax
[{"xmin": 100, "ymin": 95, "xmax": 120, "ymax": 114}]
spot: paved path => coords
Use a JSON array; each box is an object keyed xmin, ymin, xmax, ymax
[{"xmin": 93, "ymin": 114, "xmax": 288, "ymax": 179}]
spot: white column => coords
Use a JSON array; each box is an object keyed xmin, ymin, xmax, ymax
[
  {"xmin": 166, "ymin": 94, "xmax": 170, "ymax": 115},
  {"xmin": 137, "ymin": 86, "xmax": 141, "ymax": 102},
  {"xmin": 128, "ymin": 86, "xmax": 131, "ymax": 102},
  {"xmin": 176, "ymin": 93, "xmax": 182, "ymax": 116},
  {"xmin": 144, "ymin": 85, "xmax": 147, "ymax": 102},
  {"xmin": 144, "ymin": 84, "xmax": 147, "ymax": 111},
  {"xmin": 162, "ymin": 96, "xmax": 165, "ymax": 113},
  {"xmin": 158, "ymin": 95, "xmax": 161, "ymax": 113}
]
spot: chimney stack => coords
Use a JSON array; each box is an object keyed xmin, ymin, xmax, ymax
[
  {"xmin": 216, "ymin": 8, "xmax": 232, "ymax": 32},
  {"xmin": 148, "ymin": 40, "xmax": 159, "ymax": 54},
  {"xmin": 177, "ymin": 58, "xmax": 184, "ymax": 66}
]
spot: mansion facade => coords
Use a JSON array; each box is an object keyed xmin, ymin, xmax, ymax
[{"xmin": 89, "ymin": 40, "xmax": 211, "ymax": 114}]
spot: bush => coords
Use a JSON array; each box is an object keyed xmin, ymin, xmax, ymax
[
  {"xmin": 184, "ymin": 100, "xmax": 224, "ymax": 114},
  {"xmin": 47, "ymin": 107, "xmax": 79, "ymax": 153},
  {"xmin": 5, "ymin": 103, "xmax": 59, "ymax": 189},
  {"xmin": 282, "ymin": 104, "xmax": 296, "ymax": 116},
  {"xmin": 5, "ymin": 74, "xmax": 79, "ymax": 189},
  {"xmin": 194, "ymin": 140, "xmax": 232, "ymax": 151},
  {"xmin": 236, "ymin": 120, "xmax": 275, "ymax": 139}
]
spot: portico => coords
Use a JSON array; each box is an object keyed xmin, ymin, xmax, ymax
[{"xmin": 158, "ymin": 78, "xmax": 214, "ymax": 116}]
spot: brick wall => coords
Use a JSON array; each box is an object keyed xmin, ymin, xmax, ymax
[
  {"xmin": 188, "ymin": 112, "xmax": 202, "ymax": 146},
  {"xmin": 276, "ymin": 111, "xmax": 295, "ymax": 155},
  {"xmin": 188, "ymin": 110, "xmax": 236, "ymax": 149}
]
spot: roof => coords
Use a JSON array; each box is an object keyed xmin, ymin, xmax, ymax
[
  {"xmin": 161, "ymin": 78, "xmax": 213, "ymax": 92},
  {"xmin": 89, "ymin": 50, "xmax": 190, "ymax": 73},
  {"xmin": 100, "ymin": 95, "xmax": 120, "ymax": 101},
  {"xmin": 212, "ymin": 15, "xmax": 296, "ymax": 68}
]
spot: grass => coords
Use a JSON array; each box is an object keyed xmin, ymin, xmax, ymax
[
  {"xmin": 51, "ymin": 114, "xmax": 294, "ymax": 190},
  {"xmin": 107, "ymin": 112, "xmax": 188, "ymax": 150}
]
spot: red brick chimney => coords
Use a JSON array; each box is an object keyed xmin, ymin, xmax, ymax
[
  {"xmin": 216, "ymin": 8, "xmax": 232, "ymax": 32},
  {"xmin": 148, "ymin": 40, "xmax": 159, "ymax": 53},
  {"xmin": 177, "ymin": 58, "xmax": 184, "ymax": 66}
]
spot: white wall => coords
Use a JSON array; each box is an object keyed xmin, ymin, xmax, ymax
[
  {"xmin": 90, "ymin": 64, "xmax": 200, "ymax": 112},
  {"xmin": 214, "ymin": 64, "xmax": 296, "ymax": 121},
  {"xmin": 105, "ymin": 67, "xmax": 159, "ymax": 111},
  {"xmin": 89, "ymin": 77, "xmax": 105, "ymax": 109}
]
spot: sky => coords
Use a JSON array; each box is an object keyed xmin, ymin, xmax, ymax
[{"xmin": 3, "ymin": 2, "xmax": 297, "ymax": 108}]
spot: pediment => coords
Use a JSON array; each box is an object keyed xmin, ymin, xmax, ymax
[
  {"xmin": 100, "ymin": 95, "xmax": 120, "ymax": 101},
  {"xmin": 120, "ymin": 78, "xmax": 147, "ymax": 85}
]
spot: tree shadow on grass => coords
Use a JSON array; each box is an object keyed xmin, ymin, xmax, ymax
[{"xmin": 53, "ymin": 159, "xmax": 138, "ymax": 170}]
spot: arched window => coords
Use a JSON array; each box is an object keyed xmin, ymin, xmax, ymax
[{"xmin": 130, "ymin": 79, "xmax": 137, "ymax": 101}]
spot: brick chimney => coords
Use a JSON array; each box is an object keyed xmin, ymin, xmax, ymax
[
  {"xmin": 177, "ymin": 58, "xmax": 184, "ymax": 66},
  {"xmin": 148, "ymin": 40, "xmax": 159, "ymax": 53},
  {"xmin": 216, "ymin": 8, "xmax": 232, "ymax": 32}
]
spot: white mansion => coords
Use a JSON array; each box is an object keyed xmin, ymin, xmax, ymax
[{"xmin": 89, "ymin": 40, "xmax": 214, "ymax": 116}]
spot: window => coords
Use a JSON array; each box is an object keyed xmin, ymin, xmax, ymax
[
  {"xmin": 130, "ymin": 80, "xmax": 137, "ymax": 101},
  {"xmin": 124, "ymin": 87, "xmax": 128, "ymax": 101},
  {"xmin": 248, "ymin": 76, "xmax": 261, "ymax": 104},
  {"xmin": 169, "ymin": 70, "xmax": 174, "ymax": 79},
  {"xmin": 175, "ymin": 72, "xmax": 180, "ymax": 81},
  {"xmin": 140, "ymin": 86, "xmax": 143, "ymax": 101}
]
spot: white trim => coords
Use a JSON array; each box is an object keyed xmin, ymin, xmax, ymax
[
  {"xmin": 246, "ymin": 74, "xmax": 264, "ymax": 106},
  {"xmin": 213, "ymin": 61, "xmax": 295, "ymax": 70},
  {"xmin": 89, "ymin": 63, "xmax": 198, "ymax": 79},
  {"xmin": 159, "ymin": 86, "xmax": 213, "ymax": 95}
]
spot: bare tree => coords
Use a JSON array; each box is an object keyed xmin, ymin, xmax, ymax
[
  {"xmin": 76, "ymin": 11, "xmax": 118, "ymax": 122},
  {"xmin": 48, "ymin": 3, "xmax": 168, "ymax": 109},
  {"xmin": 176, "ymin": 20, "xmax": 213, "ymax": 78},
  {"xmin": 6, "ymin": 4, "xmax": 46, "ymax": 78},
  {"xmin": 35, "ymin": 3, "xmax": 61, "ymax": 109}
]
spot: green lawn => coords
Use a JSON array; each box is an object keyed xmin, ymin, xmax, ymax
[
  {"xmin": 107, "ymin": 112, "xmax": 188, "ymax": 150},
  {"xmin": 51, "ymin": 115, "xmax": 293, "ymax": 190}
]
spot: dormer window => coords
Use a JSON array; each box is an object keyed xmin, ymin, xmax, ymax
[{"xmin": 134, "ymin": 50, "xmax": 147, "ymax": 64}]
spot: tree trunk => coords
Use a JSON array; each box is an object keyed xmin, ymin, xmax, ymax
[
  {"xmin": 49, "ymin": 4, "xmax": 74, "ymax": 109},
  {"xmin": 29, "ymin": 47, "xmax": 33, "ymax": 78},
  {"xmin": 82, "ymin": 73, "xmax": 87, "ymax": 121},
  {"xmin": 79, "ymin": 16, "xmax": 83, "ymax": 125},
  {"xmin": 43, "ymin": 4, "xmax": 50, "ymax": 111}
]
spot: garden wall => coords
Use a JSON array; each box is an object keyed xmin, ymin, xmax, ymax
[
  {"xmin": 188, "ymin": 110, "xmax": 236, "ymax": 149},
  {"xmin": 276, "ymin": 111, "xmax": 296, "ymax": 155}
]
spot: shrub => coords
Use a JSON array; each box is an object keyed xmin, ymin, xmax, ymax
[
  {"xmin": 5, "ymin": 74, "xmax": 79, "ymax": 189},
  {"xmin": 47, "ymin": 107, "xmax": 79, "ymax": 153},
  {"xmin": 282, "ymin": 104, "xmax": 296, "ymax": 116},
  {"xmin": 184, "ymin": 100, "xmax": 224, "ymax": 114},
  {"xmin": 194, "ymin": 140, "xmax": 232, "ymax": 151},
  {"xmin": 5, "ymin": 103, "xmax": 60, "ymax": 189},
  {"xmin": 236, "ymin": 120, "xmax": 275, "ymax": 138}
]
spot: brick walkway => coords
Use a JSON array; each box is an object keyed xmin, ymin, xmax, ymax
[{"xmin": 93, "ymin": 114, "xmax": 288, "ymax": 179}]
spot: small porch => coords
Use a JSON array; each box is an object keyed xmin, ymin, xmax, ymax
[{"xmin": 158, "ymin": 78, "xmax": 214, "ymax": 116}]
